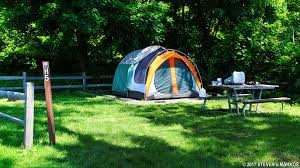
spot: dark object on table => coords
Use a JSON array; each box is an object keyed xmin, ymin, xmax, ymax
[
  {"xmin": 247, "ymin": 81, "xmax": 260, "ymax": 85},
  {"xmin": 247, "ymin": 81, "xmax": 256, "ymax": 85}
]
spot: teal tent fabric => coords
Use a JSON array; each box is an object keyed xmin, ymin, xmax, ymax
[{"xmin": 112, "ymin": 64, "xmax": 131, "ymax": 94}]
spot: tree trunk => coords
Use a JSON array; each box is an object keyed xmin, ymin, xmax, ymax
[
  {"xmin": 182, "ymin": 0, "xmax": 185, "ymax": 31},
  {"xmin": 76, "ymin": 32, "xmax": 89, "ymax": 72},
  {"xmin": 172, "ymin": 0, "xmax": 179, "ymax": 47},
  {"xmin": 292, "ymin": 28, "xmax": 295, "ymax": 44}
]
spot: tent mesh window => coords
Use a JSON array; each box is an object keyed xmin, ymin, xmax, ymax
[
  {"xmin": 175, "ymin": 59, "xmax": 193, "ymax": 95},
  {"xmin": 154, "ymin": 60, "xmax": 172, "ymax": 95}
]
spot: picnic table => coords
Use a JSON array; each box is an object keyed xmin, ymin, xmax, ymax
[{"xmin": 207, "ymin": 84, "xmax": 287, "ymax": 116}]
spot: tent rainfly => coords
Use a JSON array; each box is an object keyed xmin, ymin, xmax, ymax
[{"xmin": 112, "ymin": 45, "xmax": 206, "ymax": 100}]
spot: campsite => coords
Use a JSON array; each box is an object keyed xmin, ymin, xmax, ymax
[{"xmin": 0, "ymin": 1, "xmax": 299, "ymax": 168}]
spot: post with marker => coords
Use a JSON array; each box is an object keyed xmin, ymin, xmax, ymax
[{"xmin": 42, "ymin": 61, "xmax": 56, "ymax": 145}]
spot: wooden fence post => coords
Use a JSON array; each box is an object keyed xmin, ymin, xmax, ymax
[
  {"xmin": 22, "ymin": 72, "xmax": 27, "ymax": 94},
  {"xmin": 42, "ymin": 61, "xmax": 56, "ymax": 145},
  {"xmin": 82, "ymin": 72, "xmax": 86, "ymax": 91},
  {"xmin": 24, "ymin": 82, "xmax": 34, "ymax": 149}
]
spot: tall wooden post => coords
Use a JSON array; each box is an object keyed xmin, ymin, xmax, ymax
[{"xmin": 42, "ymin": 61, "xmax": 56, "ymax": 145}]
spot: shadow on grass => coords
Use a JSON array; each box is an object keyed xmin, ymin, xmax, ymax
[
  {"xmin": 127, "ymin": 103, "xmax": 300, "ymax": 163},
  {"xmin": 52, "ymin": 126, "xmax": 230, "ymax": 168},
  {"xmin": 0, "ymin": 157, "xmax": 14, "ymax": 168}
]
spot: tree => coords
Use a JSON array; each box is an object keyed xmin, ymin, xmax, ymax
[{"xmin": 0, "ymin": 0, "xmax": 170, "ymax": 72}]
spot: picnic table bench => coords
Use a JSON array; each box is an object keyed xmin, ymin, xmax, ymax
[
  {"xmin": 206, "ymin": 84, "xmax": 291, "ymax": 117},
  {"xmin": 202, "ymin": 93, "xmax": 250, "ymax": 109},
  {"xmin": 241, "ymin": 97, "xmax": 291, "ymax": 117}
]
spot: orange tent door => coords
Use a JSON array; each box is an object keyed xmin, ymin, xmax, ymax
[{"xmin": 146, "ymin": 51, "xmax": 202, "ymax": 98}]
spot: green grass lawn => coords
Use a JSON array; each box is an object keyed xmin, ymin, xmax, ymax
[{"xmin": 0, "ymin": 91, "xmax": 299, "ymax": 168}]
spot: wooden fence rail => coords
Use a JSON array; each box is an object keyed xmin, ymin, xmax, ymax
[
  {"xmin": 0, "ymin": 82, "xmax": 34, "ymax": 149},
  {"xmin": 0, "ymin": 72, "xmax": 113, "ymax": 91},
  {"xmin": 0, "ymin": 90, "xmax": 25, "ymax": 100}
]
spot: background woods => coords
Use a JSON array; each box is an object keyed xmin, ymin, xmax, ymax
[{"xmin": 0, "ymin": 0, "xmax": 299, "ymax": 99}]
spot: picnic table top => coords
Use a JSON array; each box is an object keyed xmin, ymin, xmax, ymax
[{"xmin": 208, "ymin": 84, "xmax": 279, "ymax": 90}]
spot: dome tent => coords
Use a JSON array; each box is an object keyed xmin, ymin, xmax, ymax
[{"xmin": 112, "ymin": 45, "xmax": 205, "ymax": 100}]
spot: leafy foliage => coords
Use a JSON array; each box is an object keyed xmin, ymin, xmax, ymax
[
  {"xmin": 0, "ymin": 0, "xmax": 299, "ymax": 98},
  {"xmin": 0, "ymin": 0, "xmax": 170, "ymax": 73}
]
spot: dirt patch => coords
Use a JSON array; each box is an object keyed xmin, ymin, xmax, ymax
[
  {"xmin": 80, "ymin": 91, "xmax": 204, "ymax": 105},
  {"xmin": 117, "ymin": 97, "xmax": 203, "ymax": 105}
]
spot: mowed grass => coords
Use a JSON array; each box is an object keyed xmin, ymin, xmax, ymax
[{"xmin": 0, "ymin": 91, "xmax": 300, "ymax": 168}]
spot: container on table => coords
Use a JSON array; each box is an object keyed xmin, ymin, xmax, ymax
[
  {"xmin": 224, "ymin": 71, "xmax": 245, "ymax": 85},
  {"xmin": 217, "ymin": 78, "xmax": 222, "ymax": 85}
]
